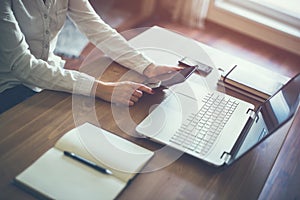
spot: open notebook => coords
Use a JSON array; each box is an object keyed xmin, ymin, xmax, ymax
[{"xmin": 14, "ymin": 123, "xmax": 154, "ymax": 200}]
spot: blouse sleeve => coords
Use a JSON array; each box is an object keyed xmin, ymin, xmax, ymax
[
  {"xmin": 67, "ymin": 0, "xmax": 153, "ymax": 75},
  {"xmin": 0, "ymin": 1, "xmax": 95, "ymax": 96}
]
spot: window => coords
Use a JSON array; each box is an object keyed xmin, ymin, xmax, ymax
[
  {"xmin": 226, "ymin": 0, "xmax": 300, "ymax": 33},
  {"xmin": 207, "ymin": 0, "xmax": 300, "ymax": 55},
  {"xmin": 241, "ymin": 0, "xmax": 300, "ymax": 20}
]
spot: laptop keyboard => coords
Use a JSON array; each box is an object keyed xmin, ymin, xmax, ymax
[{"xmin": 169, "ymin": 92, "xmax": 239, "ymax": 156}]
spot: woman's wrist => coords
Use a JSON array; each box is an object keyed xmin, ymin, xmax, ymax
[
  {"xmin": 92, "ymin": 80, "xmax": 110, "ymax": 99},
  {"xmin": 143, "ymin": 63, "xmax": 157, "ymax": 78}
]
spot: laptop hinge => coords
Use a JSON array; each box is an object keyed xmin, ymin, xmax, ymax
[
  {"xmin": 221, "ymin": 151, "xmax": 232, "ymax": 164},
  {"xmin": 246, "ymin": 108, "xmax": 256, "ymax": 119},
  {"xmin": 246, "ymin": 108, "xmax": 259, "ymax": 122}
]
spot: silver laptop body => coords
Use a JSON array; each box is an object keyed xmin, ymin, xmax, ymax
[{"xmin": 136, "ymin": 73, "xmax": 300, "ymax": 167}]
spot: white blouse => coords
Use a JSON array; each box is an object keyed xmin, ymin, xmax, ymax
[{"xmin": 0, "ymin": 0, "xmax": 152, "ymax": 96}]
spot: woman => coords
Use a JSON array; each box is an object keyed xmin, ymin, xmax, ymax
[{"xmin": 0, "ymin": 0, "xmax": 181, "ymax": 113}]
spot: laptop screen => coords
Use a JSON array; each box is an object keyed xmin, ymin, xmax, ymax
[
  {"xmin": 230, "ymin": 73, "xmax": 300, "ymax": 162},
  {"xmin": 261, "ymin": 74, "xmax": 300, "ymax": 132}
]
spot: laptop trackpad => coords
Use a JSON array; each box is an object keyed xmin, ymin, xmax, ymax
[{"xmin": 136, "ymin": 92, "xmax": 200, "ymax": 139}]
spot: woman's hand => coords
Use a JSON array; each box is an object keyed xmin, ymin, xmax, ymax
[
  {"xmin": 93, "ymin": 80, "xmax": 154, "ymax": 106},
  {"xmin": 143, "ymin": 63, "xmax": 183, "ymax": 78},
  {"xmin": 92, "ymin": 64, "xmax": 181, "ymax": 106}
]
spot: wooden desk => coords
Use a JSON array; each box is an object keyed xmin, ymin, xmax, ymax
[{"xmin": 0, "ymin": 27, "xmax": 299, "ymax": 200}]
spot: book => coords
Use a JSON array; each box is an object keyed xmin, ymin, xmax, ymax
[
  {"xmin": 218, "ymin": 64, "xmax": 290, "ymax": 102},
  {"xmin": 14, "ymin": 123, "xmax": 154, "ymax": 200}
]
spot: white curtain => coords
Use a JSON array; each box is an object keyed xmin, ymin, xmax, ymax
[{"xmin": 172, "ymin": 0, "xmax": 210, "ymax": 28}]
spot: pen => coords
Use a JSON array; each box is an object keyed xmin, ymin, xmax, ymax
[{"xmin": 64, "ymin": 151, "xmax": 113, "ymax": 175}]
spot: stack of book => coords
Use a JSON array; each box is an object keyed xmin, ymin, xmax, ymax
[{"xmin": 218, "ymin": 64, "xmax": 290, "ymax": 102}]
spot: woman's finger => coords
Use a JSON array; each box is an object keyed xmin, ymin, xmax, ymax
[
  {"xmin": 132, "ymin": 89, "xmax": 143, "ymax": 98},
  {"xmin": 130, "ymin": 95, "xmax": 139, "ymax": 103},
  {"xmin": 136, "ymin": 84, "xmax": 154, "ymax": 95}
]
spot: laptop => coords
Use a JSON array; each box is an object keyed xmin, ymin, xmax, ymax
[{"xmin": 136, "ymin": 72, "xmax": 300, "ymax": 167}]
